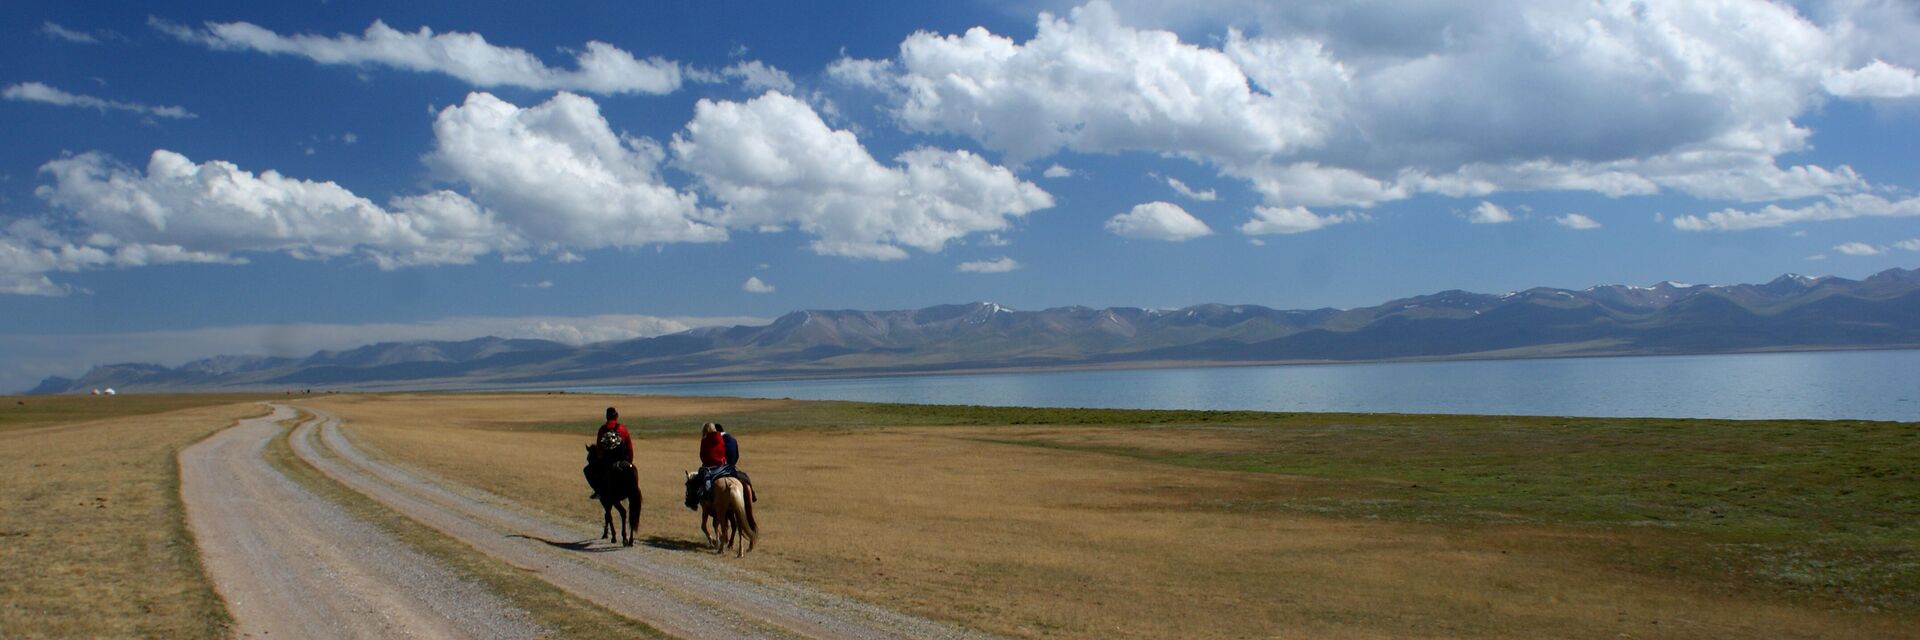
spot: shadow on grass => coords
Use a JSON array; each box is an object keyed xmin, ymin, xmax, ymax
[
  {"xmin": 640, "ymin": 535, "xmax": 710, "ymax": 552},
  {"xmin": 506, "ymin": 533, "xmax": 624, "ymax": 553}
]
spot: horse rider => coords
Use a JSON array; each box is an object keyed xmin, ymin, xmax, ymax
[
  {"xmin": 685, "ymin": 422, "xmax": 736, "ymax": 509},
  {"xmin": 586, "ymin": 407, "xmax": 633, "ymax": 500},
  {"xmin": 715, "ymin": 423, "xmax": 755, "ymax": 502}
]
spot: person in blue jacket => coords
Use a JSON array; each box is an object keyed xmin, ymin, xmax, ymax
[{"xmin": 714, "ymin": 423, "xmax": 755, "ymax": 502}]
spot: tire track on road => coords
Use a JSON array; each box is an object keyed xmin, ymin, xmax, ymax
[
  {"xmin": 294, "ymin": 405, "xmax": 988, "ymax": 640},
  {"xmin": 179, "ymin": 405, "xmax": 545, "ymax": 640}
]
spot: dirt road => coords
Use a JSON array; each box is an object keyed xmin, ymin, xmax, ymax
[
  {"xmin": 290, "ymin": 406, "xmax": 986, "ymax": 640},
  {"xmin": 178, "ymin": 404, "xmax": 545, "ymax": 639},
  {"xmin": 181, "ymin": 403, "xmax": 984, "ymax": 640}
]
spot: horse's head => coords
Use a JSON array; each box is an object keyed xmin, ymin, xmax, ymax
[{"xmin": 585, "ymin": 443, "xmax": 599, "ymax": 462}]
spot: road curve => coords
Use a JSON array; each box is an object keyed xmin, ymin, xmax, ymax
[
  {"xmin": 179, "ymin": 404, "xmax": 544, "ymax": 640},
  {"xmin": 292, "ymin": 406, "xmax": 990, "ymax": 640}
]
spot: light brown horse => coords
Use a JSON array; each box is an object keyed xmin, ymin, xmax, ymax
[{"xmin": 686, "ymin": 471, "xmax": 757, "ymax": 556}]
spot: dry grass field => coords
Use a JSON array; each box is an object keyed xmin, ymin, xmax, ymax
[
  {"xmin": 301, "ymin": 393, "xmax": 1916, "ymax": 639},
  {"xmin": 0, "ymin": 393, "xmax": 276, "ymax": 434},
  {"xmin": 0, "ymin": 395, "xmax": 272, "ymax": 638}
]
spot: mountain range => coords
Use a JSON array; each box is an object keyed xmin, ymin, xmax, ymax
[{"xmin": 28, "ymin": 267, "xmax": 1920, "ymax": 394}]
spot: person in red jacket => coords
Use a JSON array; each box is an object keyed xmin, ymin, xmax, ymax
[
  {"xmin": 698, "ymin": 421, "xmax": 726, "ymax": 467},
  {"xmin": 586, "ymin": 407, "xmax": 632, "ymax": 500},
  {"xmin": 686, "ymin": 422, "xmax": 736, "ymax": 509}
]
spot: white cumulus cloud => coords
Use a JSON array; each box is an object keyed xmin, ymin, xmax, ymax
[
  {"xmin": 956, "ymin": 257, "xmax": 1021, "ymax": 273},
  {"xmin": 1834, "ymin": 242, "xmax": 1885, "ymax": 256},
  {"xmin": 742, "ymin": 276, "xmax": 775, "ymax": 293},
  {"xmin": 843, "ymin": 1, "xmax": 1333, "ymax": 166},
  {"xmin": 1105, "ymin": 201, "xmax": 1212, "ymax": 241},
  {"xmin": 1163, "ymin": 176, "xmax": 1218, "ymax": 201},
  {"xmin": 1672, "ymin": 194, "xmax": 1920, "ymax": 231},
  {"xmin": 1555, "ymin": 213, "xmax": 1602, "ymax": 230},
  {"xmin": 35, "ymin": 150, "xmax": 511, "ymax": 270},
  {"xmin": 0, "ymin": 219, "xmax": 241, "ymax": 297},
  {"xmin": 155, "ymin": 18, "xmax": 682, "ymax": 95},
  {"xmin": 1895, "ymin": 238, "xmax": 1920, "ymax": 252},
  {"xmin": 672, "ymin": 91, "xmax": 1053, "ymax": 260},
  {"xmin": 834, "ymin": 0, "xmax": 1903, "ymax": 223},
  {"xmin": 1825, "ymin": 60, "xmax": 1920, "ymax": 98},
  {"xmin": 1238, "ymin": 206, "xmax": 1359, "ymax": 235},
  {"xmin": 6, "ymin": 88, "xmax": 1067, "ymax": 294},
  {"xmin": 426, "ymin": 91, "xmax": 721, "ymax": 250},
  {"xmin": 1464, "ymin": 202, "xmax": 1517, "ymax": 224},
  {"xmin": 4, "ymin": 82, "xmax": 195, "ymax": 119},
  {"xmin": 1042, "ymin": 164, "xmax": 1075, "ymax": 179},
  {"xmin": 719, "ymin": 60, "xmax": 796, "ymax": 92}
]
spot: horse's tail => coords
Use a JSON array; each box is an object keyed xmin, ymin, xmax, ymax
[
  {"xmin": 730, "ymin": 483, "xmax": 756, "ymax": 553},
  {"xmin": 742, "ymin": 486, "xmax": 758, "ymax": 533},
  {"xmin": 627, "ymin": 469, "xmax": 643, "ymax": 530}
]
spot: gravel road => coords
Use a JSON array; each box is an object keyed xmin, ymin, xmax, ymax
[
  {"xmin": 290, "ymin": 405, "xmax": 990, "ymax": 640},
  {"xmin": 178, "ymin": 404, "xmax": 546, "ymax": 639}
]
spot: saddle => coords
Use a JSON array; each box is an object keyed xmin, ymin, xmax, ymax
[{"xmin": 685, "ymin": 464, "xmax": 736, "ymax": 509}]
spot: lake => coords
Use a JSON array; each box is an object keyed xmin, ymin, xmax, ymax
[{"xmin": 571, "ymin": 349, "xmax": 1920, "ymax": 421}]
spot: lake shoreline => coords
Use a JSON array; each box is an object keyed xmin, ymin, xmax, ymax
[
  {"xmin": 562, "ymin": 349, "xmax": 1920, "ymax": 423},
  {"xmin": 523, "ymin": 342, "xmax": 1920, "ymax": 389}
]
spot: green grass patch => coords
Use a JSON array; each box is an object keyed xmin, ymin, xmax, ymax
[
  {"xmin": 978, "ymin": 417, "xmax": 1918, "ymax": 612},
  {"xmin": 264, "ymin": 410, "xmax": 668, "ymax": 639}
]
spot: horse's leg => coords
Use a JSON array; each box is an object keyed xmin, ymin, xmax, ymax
[
  {"xmin": 621, "ymin": 497, "xmax": 633, "ymax": 547},
  {"xmin": 700, "ymin": 503, "xmax": 715, "ymax": 546},
  {"xmin": 602, "ymin": 504, "xmax": 615, "ymax": 541},
  {"xmin": 730, "ymin": 492, "xmax": 751, "ymax": 556},
  {"xmin": 612, "ymin": 502, "xmax": 629, "ymax": 546},
  {"xmin": 732, "ymin": 509, "xmax": 744, "ymax": 558}
]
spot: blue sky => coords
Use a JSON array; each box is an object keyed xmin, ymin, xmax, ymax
[{"xmin": 3, "ymin": 0, "xmax": 1919, "ymax": 390}]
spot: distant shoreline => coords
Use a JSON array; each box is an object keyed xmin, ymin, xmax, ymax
[
  {"xmin": 27, "ymin": 342, "xmax": 1916, "ymax": 397},
  {"xmin": 504, "ymin": 342, "xmax": 1920, "ymax": 392},
  {"xmin": 539, "ymin": 348, "xmax": 1920, "ymax": 423}
]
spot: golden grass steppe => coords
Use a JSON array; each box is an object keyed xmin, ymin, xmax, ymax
[
  {"xmin": 0, "ymin": 396, "xmax": 272, "ymax": 639},
  {"xmin": 303, "ymin": 393, "xmax": 1915, "ymax": 639}
]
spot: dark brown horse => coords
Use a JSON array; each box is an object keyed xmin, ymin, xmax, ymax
[{"xmin": 584, "ymin": 443, "xmax": 641, "ymax": 546}]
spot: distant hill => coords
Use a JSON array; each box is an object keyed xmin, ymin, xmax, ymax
[{"xmin": 27, "ymin": 267, "xmax": 1920, "ymax": 394}]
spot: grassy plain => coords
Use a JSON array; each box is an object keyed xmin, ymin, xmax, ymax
[
  {"xmin": 0, "ymin": 393, "xmax": 277, "ymax": 433},
  {"xmin": 304, "ymin": 393, "xmax": 1917, "ymax": 639},
  {"xmin": 0, "ymin": 395, "xmax": 273, "ymax": 638}
]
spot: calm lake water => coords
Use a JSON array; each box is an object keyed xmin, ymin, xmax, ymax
[{"xmin": 572, "ymin": 350, "xmax": 1920, "ymax": 421}]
